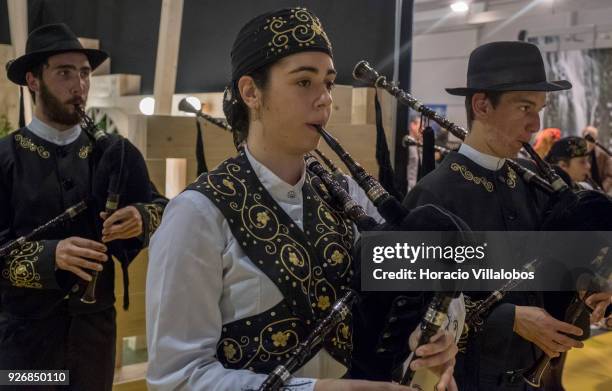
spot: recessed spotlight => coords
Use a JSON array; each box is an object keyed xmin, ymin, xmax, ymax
[
  {"xmin": 450, "ymin": 1, "xmax": 469, "ymax": 13},
  {"xmin": 139, "ymin": 97, "xmax": 155, "ymax": 115}
]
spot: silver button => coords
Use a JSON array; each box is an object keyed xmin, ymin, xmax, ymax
[
  {"xmin": 71, "ymin": 284, "xmax": 79, "ymax": 293},
  {"xmin": 287, "ymin": 190, "xmax": 296, "ymax": 199}
]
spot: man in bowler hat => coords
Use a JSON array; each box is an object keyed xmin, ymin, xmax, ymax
[
  {"xmin": 404, "ymin": 41, "xmax": 586, "ymax": 390},
  {"xmin": 0, "ymin": 24, "xmax": 166, "ymax": 390}
]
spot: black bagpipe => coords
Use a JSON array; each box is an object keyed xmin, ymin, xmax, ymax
[
  {"xmin": 402, "ymin": 135, "xmax": 452, "ymax": 157},
  {"xmin": 310, "ymin": 125, "xmax": 470, "ymax": 387},
  {"xmin": 76, "ymin": 106, "xmax": 153, "ymax": 306},
  {"xmin": 353, "ymin": 60, "xmax": 612, "ymax": 387},
  {"xmin": 584, "ymin": 133, "xmax": 612, "ymax": 157},
  {"xmin": 0, "ymin": 201, "xmax": 88, "ymax": 258},
  {"xmin": 519, "ymin": 143, "xmax": 612, "ymax": 387},
  {"xmin": 178, "ymin": 97, "xmax": 235, "ymax": 174},
  {"xmin": 354, "ymin": 61, "xmax": 558, "ymax": 195},
  {"xmin": 258, "ymin": 291, "xmax": 358, "ymax": 391}
]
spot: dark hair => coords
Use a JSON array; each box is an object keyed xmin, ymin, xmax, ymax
[
  {"xmin": 223, "ymin": 65, "xmax": 271, "ymax": 146},
  {"xmin": 464, "ymin": 90, "xmax": 504, "ymax": 129},
  {"xmin": 26, "ymin": 60, "xmax": 48, "ymax": 104}
]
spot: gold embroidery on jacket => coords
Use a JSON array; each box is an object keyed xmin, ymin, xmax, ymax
[
  {"xmin": 143, "ymin": 204, "xmax": 163, "ymax": 236},
  {"xmin": 78, "ymin": 144, "xmax": 93, "ymax": 159},
  {"xmin": 505, "ymin": 166, "xmax": 517, "ymax": 189},
  {"xmin": 451, "ymin": 163, "xmax": 494, "ymax": 192},
  {"xmin": 14, "ymin": 134, "xmax": 50, "ymax": 159},
  {"xmin": 2, "ymin": 242, "xmax": 44, "ymax": 288}
]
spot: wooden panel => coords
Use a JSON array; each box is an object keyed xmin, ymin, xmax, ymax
[
  {"xmin": 91, "ymin": 75, "xmax": 141, "ymax": 98},
  {"xmin": 142, "ymin": 115, "xmax": 235, "ymax": 165},
  {"xmin": 351, "ymin": 87, "xmax": 375, "ymax": 125},
  {"xmin": 78, "ymin": 37, "xmax": 111, "ymax": 75},
  {"xmin": 146, "ymin": 158, "xmax": 197, "ymax": 198},
  {"xmin": 112, "ymin": 379, "xmax": 146, "ymax": 391},
  {"xmin": 153, "ymin": 0, "xmax": 184, "ymax": 114},
  {"xmin": 114, "ymin": 252, "xmax": 148, "ymax": 368},
  {"xmin": 328, "ymin": 85, "xmax": 353, "ymax": 124},
  {"xmin": 319, "ymin": 124, "xmax": 378, "ymax": 175},
  {"xmin": 113, "ymin": 362, "xmax": 147, "ymax": 391},
  {"xmin": 0, "ymin": 44, "xmax": 19, "ymax": 130}
]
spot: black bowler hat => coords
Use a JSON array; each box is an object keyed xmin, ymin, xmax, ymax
[
  {"xmin": 446, "ymin": 41, "xmax": 571, "ymax": 96},
  {"xmin": 6, "ymin": 23, "xmax": 108, "ymax": 86}
]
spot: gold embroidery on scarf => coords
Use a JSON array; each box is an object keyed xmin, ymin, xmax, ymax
[
  {"xmin": 2, "ymin": 241, "xmax": 44, "ymax": 288},
  {"xmin": 14, "ymin": 134, "xmax": 50, "ymax": 159},
  {"xmin": 450, "ymin": 163, "xmax": 494, "ymax": 192},
  {"xmin": 265, "ymin": 8, "xmax": 331, "ymax": 54}
]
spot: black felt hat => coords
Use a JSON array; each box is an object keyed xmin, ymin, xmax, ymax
[
  {"xmin": 6, "ymin": 23, "xmax": 108, "ymax": 86},
  {"xmin": 446, "ymin": 41, "xmax": 571, "ymax": 96}
]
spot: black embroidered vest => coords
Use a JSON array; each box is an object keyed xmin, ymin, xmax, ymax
[{"xmin": 187, "ymin": 150, "xmax": 355, "ymax": 373}]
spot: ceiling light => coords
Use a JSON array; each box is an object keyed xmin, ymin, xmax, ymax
[{"xmin": 450, "ymin": 1, "xmax": 469, "ymax": 13}]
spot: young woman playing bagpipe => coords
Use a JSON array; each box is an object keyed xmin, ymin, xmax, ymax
[{"xmin": 145, "ymin": 7, "xmax": 465, "ymax": 391}]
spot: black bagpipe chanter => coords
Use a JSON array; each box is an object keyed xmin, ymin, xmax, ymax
[
  {"xmin": 76, "ymin": 106, "xmax": 154, "ymax": 307},
  {"xmin": 301, "ymin": 122, "xmax": 471, "ymax": 387},
  {"xmin": 352, "ymin": 60, "xmax": 612, "ymax": 388},
  {"xmin": 258, "ymin": 149, "xmax": 467, "ymax": 390}
]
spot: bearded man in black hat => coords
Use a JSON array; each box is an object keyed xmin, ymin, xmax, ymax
[
  {"xmin": 0, "ymin": 23, "xmax": 166, "ymax": 390},
  {"xmin": 403, "ymin": 41, "xmax": 587, "ymax": 390},
  {"xmin": 146, "ymin": 7, "xmax": 459, "ymax": 391}
]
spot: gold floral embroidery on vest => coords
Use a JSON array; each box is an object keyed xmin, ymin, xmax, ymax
[
  {"xmin": 317, "ymin": 295, "xmax": 331, "ymax": 310},
  {"xmin": 14, "ymin": 134, "xmax": 50, "ymax": 159},
  {"xmin": 256, "ymin": 211, "xmax": 270, "ymax": 227},
  {"xmin": 504, "ymin": 166, "xmax": 517, "ymax": 189},
  {"xmin": 332, "ymin": 321, "xmax": 353, "ymax": 350},
  {"xmin": 222, "ymin": 178, "xmax": 235, "ymax": 193},
  {"xmin": 264, "ymin": 8, "xmax": 331, "ymax": 54},
  {"xmin": 78, "ymin": 144, "xmax": 93, "ymax": 159},
  {"xmin": 223, "ymin": 343, "xmax": 237, "ymax": 361},
  {"xmin": 330, "ymin": 249, "xmax": 345, "ymax": 265},
  {"xmin": 450, "ymin": 162, "xmax": 494, "ymax": 192},
  {"xmin": 220, "ymin": 338, "xmax": 244, "ymax": 364},
  {"xmin": 271, "ymin": 331, "xmax": 290, "ymax": 347},
  {"xmin": 340, "ymin": 324, "xmax": 350, "ymax": 339},
  {"xmin": 2, "ymin": 241, "xmax": 44, "ymax": 288},
  {"xmin": 287, "ymin": 250, "xmax": 304, "ymax": 267}
]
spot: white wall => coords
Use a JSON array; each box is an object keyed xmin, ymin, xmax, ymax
[{"xmin": 411, "ymin": 0, "xmax": 612, "ymax": 130}]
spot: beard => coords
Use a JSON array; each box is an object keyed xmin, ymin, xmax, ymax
[{"xmin": 39, "ymin": 80, "xmax": 83, "ymax": 126}]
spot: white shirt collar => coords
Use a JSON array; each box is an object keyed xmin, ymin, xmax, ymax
[
  {"xmin": 26, "ymin": 116, "xmax": 82, "ymax": 146},
  {"xmin": 458, "ymin": 143, "xmax": 506, "ymax": 171},
  {"xmin": 244, "ymin": 145, "xmax": 306, "ymax": 204}
]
